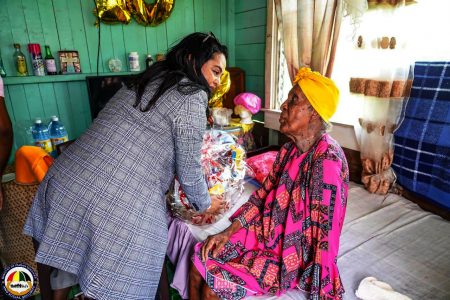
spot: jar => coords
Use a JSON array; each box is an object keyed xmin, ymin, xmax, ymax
[{"xmin": 128, "ymin": 52, "xmax": 140, "ymax": 72}]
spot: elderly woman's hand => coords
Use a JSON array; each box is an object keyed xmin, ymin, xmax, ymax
[
  {"xmin": 201, "ymin": 231, "xmax": 231, "ymax": 261},
  {"xmin": 201, "ymin": 219, "xmax": 243, "ymax": 261}
]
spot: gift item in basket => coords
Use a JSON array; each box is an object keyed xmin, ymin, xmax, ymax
[{"xmin": 167, "ymin": 130, "xmax": 247, "ymax": 225}]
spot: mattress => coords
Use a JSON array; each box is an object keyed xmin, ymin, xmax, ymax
[{"xmin": 247, "ymin": 183, "xmax": 450, "ymax": 299}]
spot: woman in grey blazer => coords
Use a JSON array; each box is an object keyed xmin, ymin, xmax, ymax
[{"xmin": 24, "ymin": 32, "xmax": 227, "ymax": 300}]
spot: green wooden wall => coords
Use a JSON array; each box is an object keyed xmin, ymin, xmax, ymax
[
  {"xmin": 234, "ymin": 0, "xmax": 266, "ymax": 121},
  {"xmin": 0, "ymin": 0, "xmax": 235, "ymax": 161}
]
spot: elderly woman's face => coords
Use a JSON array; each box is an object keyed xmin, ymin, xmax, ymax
[
  {"xmin": 201, "ymin": 52, "xmax": 226, "ymax": 91},
  {"xmin": 279, "ymin": 85, "xmax": 315, "ymax": 136}
]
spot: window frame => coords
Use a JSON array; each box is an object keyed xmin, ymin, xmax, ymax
[{"xmin": 263, "ymin": 0, "xmax": 281, "ymax": 131}]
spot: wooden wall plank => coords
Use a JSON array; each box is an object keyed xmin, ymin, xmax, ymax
[
  {"xmin": 99, "ymin": 24, "xmax": 115, "ymax": 73},
  {"xmin": 38, "ymin": 83, "xmax": 59, "ymax": 118},
  {"xmin": 37, "ymin": 0, "xmax": 62, "ymax": 72},
  {"xmin": 165, "ymin": 0, "xmax": 195, "ymax": 47},
  {"xmin": 234, "ymin": 0, "xmax": 266, "ymax": 111},
  {"xmin": 110, "ymin": 25, "xmax": 127, "ymax": 71},
  {"xmin": 69, "ymin": 0, "xmax": 93, "ymax": 73},
  {"xmin": 23, "ymin": 84, "xmax": 45, "ymax": 120},
  {"xmin": 226, "ymin": 0, "xmax": 235, "ymax": 66},
  {"xmin": 52, "ymin": 82, "xmax": 75, "ymax": 139},
  {"xmin": 7, "ymin": 85, "xmax": 33, "ymax": 151},
  {"xmin": 144, "ymin": 28, "xmax": 159, "ymax": 59},
  {"xmin": 3, "ymin": 87, "xmax": 18, "ymax": 162},
  {"xmin": 23, "ymin": 0, "xmax": 45, "ymax": 46},
  {"xmin": 193, "ymin": 0, "xmax": 205, "ymax": 32},
  {"xmin": 246, "ymin": 75, "xmax": 264, "ymax": 97},
  {"xmin": 235, "ymin": 59, "xmax": 264, "ymax": 76},
  {"xmin": 66, "ymin": 81, "xmax": 86, "ymax": 138},
  {"xmin": 80, "ymin": 0, "xmax": 105, "ymax": 73},
  {"xmin": 6, "ymin": 0, "xmax": 32, "ymax": 73},
  {"xmin": 52, "ymin": 0, "xmax": 74, "ymax": 50},
  {"xmin": 235, "ymin": 0, "xmax": 266, "ymax": 13},
  {"xmin": 154, "ymin": 23, "xmax": 169, "ymax": 55},
  {"xmin": 3, "ymin": 88, "xmax": 16, "ymax": 124},
  {"xmin": 7, "ymin": 85, "xmax": 30, "ymax": 122},
  {"xmin": 2, "ymin": 0, "xmax": 234, "ymax": 159},
  {"xmin": 0, "ymin": 1, "xmax": 15, "ymax": 75},
  {"xmin": 235, "ymin": 7, "xmax": 266, "ymax": 29},
  {"xmin": 79, "ymin": 81, "xmax": 93, "ymax": 129},
  {"xmin": 122, "ymin": 22, "xmax": 148, "ymax": 72},
  {"xmin": 235, "ymin": 44, "xmax": 265, "ymax": 60},
  {"xmin": 236, "ymin": 26, "xmax": 266, "ymax": 45},
  {"xmin": 201, "ymin": 0, "xmax": 222, "ymax": 39}
]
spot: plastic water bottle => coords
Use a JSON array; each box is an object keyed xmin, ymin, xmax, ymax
[
  {"xmin": 32, "ymin": 118, "xmax": 52, "ymax": 153},
  {"xmin": 48, "ymin": 116, "xmax": 69, "ymax": 152}
]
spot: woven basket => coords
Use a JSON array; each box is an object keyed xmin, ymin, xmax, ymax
[{"xmin": 0, "ymin": 180, "xmax": 40, "ymax": 295}]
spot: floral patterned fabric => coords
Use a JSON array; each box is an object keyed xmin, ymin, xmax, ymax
[{"xmin": 193, "ymin": 134, "xmax": 349, "ymax": 300}]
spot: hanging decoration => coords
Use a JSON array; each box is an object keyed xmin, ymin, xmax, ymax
[
  {"xmin": 128, "ymin": 0, "xmax": 175, "ymax": 26},
  {"xmin": 94, "ymin": 0, "xmax": 175, "ymax": 26},
  {"xmin": 94, "ymin": 0, "xmax": 132, "ymax": 24}
]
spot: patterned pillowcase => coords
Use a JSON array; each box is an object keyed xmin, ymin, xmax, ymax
[{"xmin": 246, "ymin": 151, "xmax": 278, "ymax": 184}]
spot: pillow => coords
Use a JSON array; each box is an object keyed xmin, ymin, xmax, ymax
[{"xmin": 246, "ymin": 151, "xmax": 278, "ymax": 184}]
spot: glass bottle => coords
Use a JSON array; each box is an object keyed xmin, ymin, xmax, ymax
[
  {"xmin": 13, "ymin": 43, "xmax": 28, "ymax": 76},
  {"xmin": 0, "ymin": 49, "xmax": 6, "ymax": 77},
  {"xmin": 44, "ymin": 45, "xmax": 57, "ymax": 75},
  {"xmin": 145, "ymin": 54, "xmax": 153, "ymax": 69}
]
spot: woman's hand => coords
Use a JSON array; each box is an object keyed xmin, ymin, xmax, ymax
[
  {"xmin": 201, "ymin": 220, "xmax": 242, "ymax": 261},
  {"xmin": 206, "ymin": 194, "xmax": 226, "ymax": 215},
  {"xmin": 201, "ymin": 231, "xmax": 231, "ymax": 261}
]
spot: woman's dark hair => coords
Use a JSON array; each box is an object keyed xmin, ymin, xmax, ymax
[{"xmin": 131, "ymin": 32, "xmax": 228, "ymax": 111}]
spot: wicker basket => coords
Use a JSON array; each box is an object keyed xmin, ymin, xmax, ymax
[{"xmin": 0, "ymin": 180, "xmax": 40, "ymax": 295}]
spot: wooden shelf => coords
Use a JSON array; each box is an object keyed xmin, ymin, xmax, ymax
[{"xmin": 3, "ymin": 71, "xmax": 137, "ymax": 85}]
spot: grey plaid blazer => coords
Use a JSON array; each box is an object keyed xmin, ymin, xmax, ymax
[{"xmin": 24, "ymin": 80, "xmax": 211, "ymax": 300}]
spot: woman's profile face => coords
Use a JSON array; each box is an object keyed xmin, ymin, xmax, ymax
[
  {"xmin": 279, "ymin": 85, "xmax": 315, "ymax": 136},
  {"xmin": 201, "ymin": 52, "xmax": 226, "ymax": 91}
]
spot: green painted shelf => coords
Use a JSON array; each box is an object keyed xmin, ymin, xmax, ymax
[{"xmin": 3, "ymin": 71, "xmax": 137, "ymax": 85}]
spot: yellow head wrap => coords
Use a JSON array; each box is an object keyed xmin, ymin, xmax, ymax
[{"xmin": 293, "ymin": 67, "xmax": 339, "ymax": 123}]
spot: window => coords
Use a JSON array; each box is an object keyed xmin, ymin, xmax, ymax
[
  {"xmin": 332, "ymin": 0, "xmax": 450, "ymax": 125},
  {"xmin": 263, "ymin": 0, "xmax": 285, "ymax": 130},
  {"xmin": 264, "ymin": 0, "xmax": 450, "ymax": 129}
]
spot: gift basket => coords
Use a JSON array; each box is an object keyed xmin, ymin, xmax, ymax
[{"xmin": 167, "ymin": 130, "xmax": 247, "ymax": 225}]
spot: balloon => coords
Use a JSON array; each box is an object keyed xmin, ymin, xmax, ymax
[
  {"xmin": 209, "ymin": 70, "xmax": 231, "ymax": 108},
  {"xmin": 94, "ymin": 0, "xmax": 131, "ymax": 24},
  {"xmin": 94, "ymin": 0, "xmax": 174, "ymax": 26},
  {"xmin": 127, "ymin": 0, "xmax": 175, "ymax": 26}
]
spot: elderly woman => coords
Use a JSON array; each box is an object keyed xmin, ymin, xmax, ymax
[{"xmin": 189, "ymin": 67, "xmax": 349, "ymax": 300}]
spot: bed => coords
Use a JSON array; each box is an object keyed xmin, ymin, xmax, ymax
[{"xmin": 167, "ymin": 180, "xmax": 450, "ymax": 300}]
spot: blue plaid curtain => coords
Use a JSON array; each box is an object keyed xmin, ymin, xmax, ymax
[{"xmin": 393, "ymin": 62, "xmax": 450, "ymax": 209}]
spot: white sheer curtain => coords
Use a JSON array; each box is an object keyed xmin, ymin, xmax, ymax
[{"xmin": 346, "ymin": 1, "xmax": 413, "ymax": 194}]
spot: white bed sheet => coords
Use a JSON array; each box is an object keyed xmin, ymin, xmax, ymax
[{"xmin": 187, "ymin": 182, "xmax": 450, "ymax": 299}]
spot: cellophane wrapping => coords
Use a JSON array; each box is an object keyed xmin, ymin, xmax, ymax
[{"xmin": 167, "ymin": 130, "xmax": 248, "ymax": 225}]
